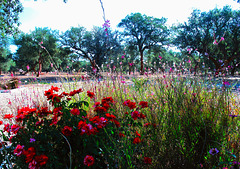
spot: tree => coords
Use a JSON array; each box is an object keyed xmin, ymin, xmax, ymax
[
  {"xmin": 173, "ymin": 6, "xmax": 240, "ymax": 75},
  {"xmin": 0, "ymin": 0, "xmax": 23, "ymax": 36},
  {"xmin": 0, "ymin": 35, "xmax": 15, "ymax": 74},
  {"xmin": 118, "ymin": 13, "xmax": 169, "ymax": 75},
  {"xmin": 14, "ymin": 27, "xmax": 60, "ymax": 76},
  {"xmin": 61, "ymin": 26, "xmax": 122, "ymax": 74}
]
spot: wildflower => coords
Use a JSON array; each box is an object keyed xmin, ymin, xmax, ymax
[
  {"xmin": 28, "ymin": 159, "xmax": 38, "ymax": 169},
  {"xmin": 90, "ymin": 116, "xmax": 108, "ymax": 129},
  {"xmin": 61, "ymin": 126, "xmax": 73, "ymax": 136},
  {"xmin": 35, "ymin": 154, "xmax": 48, "ymax": 166},
  {"xmin": 70, "ymin": 108, "xmax": 80, "ymax": 116},
  {"xmin": 133, "ymin": 137, "xmax": 141, "ymax": 144},
  {"xmin": 159, "ymin": 55, "xmax": 162, "ymax": 59},
  {"xmin": 139, "ymin": 101, "xmax": 148, "ymax": 108},
  {"xmin": 136, "ymin": 131, "xmax": 141, "ymax": 137},
  {"xmin": 123, "ymin": 100, "xmax": 136, "ymax": 109},
  {"xmin": 36, "ymin": 107, "xmax": 52, "ymax": 118},
  {"xmin": 24, "ymin": 147, "xmax": 36, "ymax": 163},
  {"xmin": 87, "ymin": 91, "xmax": 95, "ymax": 99},
  {"xmin": 209, "ymin": 148, "xmax": 219, "ymax": 155},
  {"xmin": 14, "ymin": 145, "xmax": 25, "ymax": 156},
  {"xmin": 30, "ymin": 138, "xmax": 36, "ymax": 143},
  {"xmin": 105, "ymin": 113, "xmax": 116, "ymax": 119},
  {"xmin": 143, "ymin": 157, "xmax": 152, "ymax": 164},
  {"xmin": 102, "ymin": 97, "xmax": 114, "ymax": 104},
  {"xmin": 3, "ymin": 114, "xmax": 14, "ymax": 119},
  {"xmin": 139, "ymin": 113, "xmax": 146, "ymax": 119},
  {"xmin": 4, "ymin": 123, "xmax": 10, "ymax": 132},
  {"xmin": 131, "ymin": 111, "xmax": 140, "ymax": 120},
  {"xmin": 84, "ymin": 155, "xmax": 95, "ymax": 167},
  {"xmin": 220, "ymin": 37, "xmax": 225, "ymax": 42},
  {"xmin": 11, "ymin": 124, "xmax": 20, "ymax": 134},
  {"xmin": 0, "ymin": 121, "xmax": 2, "ymax": 125}
]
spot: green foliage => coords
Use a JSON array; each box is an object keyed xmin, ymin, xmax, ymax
[
  {"xmin": 0, "ymin": 74, "xmax": 239, "ymax": 168},
  {"xmin": 61, "ymin": 26, "xmax": 122, "ymax": 72},
  {"xmin": 118, "ymin": 13, "xmax": 169, "ymax": 74},
  {"xmin": 173, "ymin": 6, "xmax": 240, "ymax": 75},
  {"xmin": 0, "ymin": 0, "xmax": 23, "ymax": 37},
  {"xmin": 13, "ymin": 27, "xmax": 64, "ymax": 75}
]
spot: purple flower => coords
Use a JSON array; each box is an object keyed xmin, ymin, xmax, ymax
[
  {"xmin": 30, "ymin": 138, "xmax": 36, "ymax": 143},
  {"xmin": 229, "ymin": 114, "xmax": 238, "ymax": 118},
  {"xmin": 209, "ymin": 148, "xmax": 219, "ymax": 155}
]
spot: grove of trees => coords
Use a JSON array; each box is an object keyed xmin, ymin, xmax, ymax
[{"xmin": 0, "ymin": 0, "xmax": 240, "ymax": 76}]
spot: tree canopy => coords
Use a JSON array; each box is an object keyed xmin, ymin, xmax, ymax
[
  {"xmin": 0, "ymin": 0, "xmax": 23, "ymax": 37},
  {"xmin": 173, "ymin": 6, "xmax": 240, "ymax": 75},
  {"xmin": 118, "ymin": 13, "xmax": 169, "ymax": 74},
  {"xmin": 14, "ymin": 27, "xmax": 60, "ymax": 76},
  {"xmin": 60, "ymin": 26, "xmax": 122, "ymax": 73}
]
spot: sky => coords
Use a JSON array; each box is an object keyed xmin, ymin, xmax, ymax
[{"xmin": 19, "ymin": 0, "xmax": 240, "ymax": 33}]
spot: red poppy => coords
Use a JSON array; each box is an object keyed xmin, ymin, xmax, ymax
[
  {"xmin": 14, "ymin": 144, "xmax": 25, "ymax": 156},
  {"xmin": 139, "ymin": 101, "xmax": 148, "ymax": 108},
  {"xmin": 61, "ymin": 126, "xmax": 73, "ymax": 136},
  {"xmin": 144, "ymin": 157, "xmax": 152, "ymax": 164},
  {"xmin": 87, "ymin": 91, "xmax": 95, "ymax": 99},
  {"xmin": 70, "ymin": 108, "xmax": 80, "ymax": 115},
  {"xmin": 35, "ymin": 154, "xmax": 48, "ymax": 166},
  {"xmin": 24, "ymin": 147, "xmax": 36, "ymax": 163},
  {"xmin": 84, "ymin": 155, "xmax": 94, "ymax": 166},
  {"xmin": 131, "ymin": 111, "xmax": 140, "ymax": 120},
  {"xmin": 11, "ymin": 124, "xmax": 20, "ymax": 134},
  {"xmin": 133, "ymin": 137, "xmax": 141, "ymax": 144},
  {"xmin": 3, "ymin": 114, "xmax": 14, "ymax": 119}
]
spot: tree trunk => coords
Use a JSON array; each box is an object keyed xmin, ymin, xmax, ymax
[
  {"xmin": 37, "ymin": 58, "xmax": 42, "ymax": 77},
  {"xmin": 0, "ymin": 68, "xmax": 2, "ymax": 75},
  {"xmin": 140, "ymin": 50, "xmax": 144, "ymax": 75}
]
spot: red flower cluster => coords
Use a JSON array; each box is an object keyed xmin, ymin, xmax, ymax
[
  {"xmin": 94, "ymin": 97, "xmax": 114, "ymax": 114},
  {"xmin": 133, "ymin": 131, "xmax": 141, "ymax": 144},
  {"xmin": 70, "ymin": 108, "xmax": 80, "ymax": 115},
  {"xmin": 16, "ymin": 107, "xmax": 37, "ymax": 122},
  {"xmin": 36, "ymin": 107, "xmax": 52, "ymax": 118},
  {"xmin": 84, "ymin": 155, "xmax": 94, "ymax": 166},
  {"xmin": 14, "ymin": 146, "xmax": 48, "ymax": 168},
  {"xmin": 61, "ymin": 126, "xmax": 73, "ymax": 136},
  {"xmin": 69, "ymin": 88, "xmax": 83, "ymax": 96},
  {"xmin": 14, "ymin": 144, "xmax": 24, "ymax": 156},
  {"xmin": 89, "ymin": 116, "xmax": 108, "ymax": 129},
  {"xmin": 44, "ymin": 86, "xmax": 61, "ymax": 103},
  {"xmin": 3, "ymin": 114, "xmax": 14, "ymax": 119},
  {"xmin": 123, "ymin": 99, "xmax": 136, "ymax": 109},
  {"xmin": 87, "ymin": 91, "xmax": 95, "ymax": 99},
  {"xmin": 144, "ymin": 157, "xmax": 152, "ymax": 164},
  {"xmin": 131, "ymin": 111, "xmax": 146, "ymax": 120},
  {"xmin": 78, "ymin": 121, "xmax": 98, "ymax": 135},
  {"xmin": 139, "ymin": 101, "xmax": 148, "ymax": 108}
]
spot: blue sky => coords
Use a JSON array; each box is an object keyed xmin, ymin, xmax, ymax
[{"xmin": 19, "ymin": 0, "xmax": 240, "ymax": 33}]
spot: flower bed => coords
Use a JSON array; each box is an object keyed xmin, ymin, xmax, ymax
[{"xmin": 0, "ymin": 75, "xmax": 239, "ymax": 169}]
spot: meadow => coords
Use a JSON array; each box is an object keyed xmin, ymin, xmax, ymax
[{"xmin": 0, "ymin": 71, "xmax": 239, "ymax": 169}]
